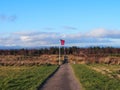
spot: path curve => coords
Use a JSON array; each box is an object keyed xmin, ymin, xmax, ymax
[{"xmin": 40, "ymin": 63, "xmax": 81, "ymax": 90}]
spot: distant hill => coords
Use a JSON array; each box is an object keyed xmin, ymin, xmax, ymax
[
  {"xmin": 0, "ymin": 46, "xmax": 22, "ymax": 49},
  {"xmin": 0, "ymin": 46, "xmax": 50, "ymax": 50}
]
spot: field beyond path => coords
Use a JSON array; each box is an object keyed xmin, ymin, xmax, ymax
[{"xmin": 40, "ymin": 63, "xmax": 81, "ymax": 90}]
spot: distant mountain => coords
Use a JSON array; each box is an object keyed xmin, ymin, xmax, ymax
[
  {"xmin": 0, "ymin": 46, "xmax": 22, "ymax": 50},
  {"xmin": 0, "ymin": 46, "xmax": 50, "ymax": 50}
]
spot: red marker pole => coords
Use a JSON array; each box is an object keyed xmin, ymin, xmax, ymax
[
  {"xmin": 59, "ymin": 39, "xmax": 65, "ymax": 65},
  {"xmin": 59, "ymin": 45, "xmax": 61, "ymax": 65}
]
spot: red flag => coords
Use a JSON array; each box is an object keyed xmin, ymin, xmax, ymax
[{"xmin": 60, "ymin": 39, "xmax": 65, "ymax": 45}]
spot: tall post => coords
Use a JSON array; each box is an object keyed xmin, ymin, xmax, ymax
[
  {"xmin": 61, "ymin": 46, "xmax": 65, "ymax": 64},
  {"xmin": 64, "ymin": 46, "xmax": 65, "ymax": 56},
  {"xmin": 59, "ymin": 45, "xmax": 61, "ymax": 65},
  {"xmin": 59, "ymin": 39, "xmax": 65, "ymax": 65}
]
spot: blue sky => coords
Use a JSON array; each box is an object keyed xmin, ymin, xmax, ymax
[{"xmin": 0, "ymin": 0, "xmax": 120, "ymax": 47}]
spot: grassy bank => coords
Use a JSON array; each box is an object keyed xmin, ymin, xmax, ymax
[
  {"xmin": 88, "ymin": 64, "xmax": 120, "ymax": 79},
  {"xmin": 0, "ymin": 65, "xmax": 57, "ymax": 90},
  {"xmin": 72, "ymin": 64, "xmax": 120, "ymax": 90}
]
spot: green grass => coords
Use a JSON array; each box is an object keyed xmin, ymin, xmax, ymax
[
  {"xmin": 88, "ymin": 64, "xmax": 120, "ymax": 79},
  {"xmin": 0, "ymin": 65, "xmax": 57, "ymax": 90},
  {"xmin": 72, "ymin": 64, "xmax": 120, "ymax": 90}
]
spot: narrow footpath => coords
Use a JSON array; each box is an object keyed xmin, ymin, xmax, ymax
[{"xmin": 40, "ymin": 63, "xmax": 81, "ymax": 90}]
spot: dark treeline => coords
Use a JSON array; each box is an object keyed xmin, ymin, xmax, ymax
[{"xmin": 0, "ymin": 46, "xmax": 120, "ymax": 56}]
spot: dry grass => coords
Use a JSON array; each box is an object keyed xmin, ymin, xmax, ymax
[
  {"xmin": 88, "ymin": 64, "xmax": 120, "ymax": 79},
  {"xmin": 0, "ymin": 55, "xmax": 59, "ymax": 66},
  {"xmin": 0, "ymin": 54, "xmax": 120, "ymax": 66},
  {"xmin": 72, "ymin": 64, "xmax": 120, "ymax": 90}
]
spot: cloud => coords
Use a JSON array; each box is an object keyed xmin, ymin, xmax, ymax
[
  {"xmin": 0, "ymin": 14, "xmax": 17, "ymax": 22},
  {"xmin": 62, "ymin": 26, "xmax": 77, "ymax": 30},
  {"xmin": 0, "ymin": 29, "xmax": 120, "ymax": 47},
  {"xmin": 86, "ymin": 29, "xmax": 106, "ymax": 38},
  {"xmin": 43, "ymin": 27, "xmax": 55, "ymax": 30},
  {"xmin": 86, "ymin": 28, "xmax": 120, "ymax": 38},
  {"xmin": 8, "ymin": 15, "xmax": 17, "ymax": 22},
  {"xmin": 0, "ymin": 14, "xmax": 6, "ymax": 21},
  {"xmin": 20, "ymin": 36, "xmax": 32, "ymax": 42}
]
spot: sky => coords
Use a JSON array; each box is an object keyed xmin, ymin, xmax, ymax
[{"xmin": 0, "ymin": 0, "xmax": 120, "ymax": 47}]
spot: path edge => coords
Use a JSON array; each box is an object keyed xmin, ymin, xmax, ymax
[
  {"xmin": 70, "ymin": 64, "xmax": 84, "ymax": 90},
  {"xmin": 37, "ymin": 65, "xmax": 60, "ymax": 90}
]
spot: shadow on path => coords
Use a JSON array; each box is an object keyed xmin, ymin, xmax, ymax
[{"xmin": 39, "ymin": 63, "xmax": 81, "ymax": 90}]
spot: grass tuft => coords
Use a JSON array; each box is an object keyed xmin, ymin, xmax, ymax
[
  {"xmin": 0, "ymin": 65, "xmax": 57, "ymax": 90},
  {"xmin": 72, "ymin": 64, "xmax": 120, "ymax": 90}
]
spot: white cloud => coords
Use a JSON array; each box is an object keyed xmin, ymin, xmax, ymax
[
  {"xmin": 0, "ymin": 29, "xmax": 120, "ymax": 47},
  {"xmin": 86, "ymin": 28, "xmax": 120, "ymax": 38},
  {"xmin": 20, "ymin": 36, "xmax": 32, "ymax": 42},
  {"xmin": 86, "ymin": 28, "xmax": 107, "ymax": 37}
]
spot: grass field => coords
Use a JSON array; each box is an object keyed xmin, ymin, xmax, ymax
[
  {"xmin": 72, "ymin": 64, "xmax": 120, "ymax": 90},
  {"xmin": 88, "ymin": 64, "xmax": 120, "ymax": 79},
  {"xmin": 0, "ymin": 65, "xmax": 57, "ymax": 90}
]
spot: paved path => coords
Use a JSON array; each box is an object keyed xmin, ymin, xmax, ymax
[{"xmin": 40, "ymin": 63, "xmax": 81, "ymax": 90}]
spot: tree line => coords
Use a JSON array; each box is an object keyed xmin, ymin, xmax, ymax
[{"xmin": 0, "ymin": 46, "xmax": 120, "ymax": 56}]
